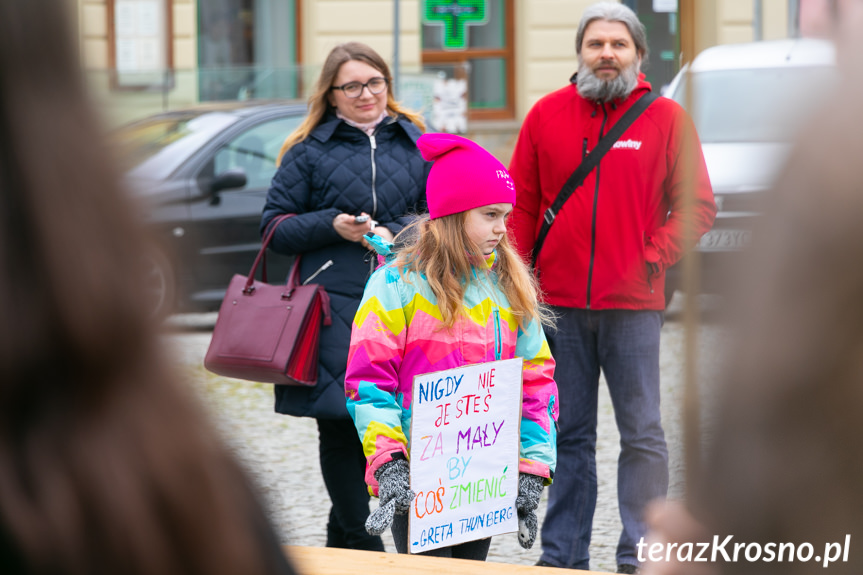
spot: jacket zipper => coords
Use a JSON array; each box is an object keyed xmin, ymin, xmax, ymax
[
  {"xmin": 586, "ymin": 104, "xmax": 608, "ymax": 309},
  {"xmin": 366, "ymin": 118, "xmax": 395, "ymax": 276},
  {"xmin": 367, "ymin": 117, "xmax": 395, "ymax": 219},
  {"xmin": 302, "ymin": 259, "xmax": 334, "ymax": 285},
  {"xmin": 369, "ymin": 134, "xmax": 378, "ymax": 217},
  {"xmin": 645, "ymin": 232, "xmax": 654, "ymax": 295},
  {"xmin": 549, "ymin": 395, "xmax": 559, "ymax": 436},
  {"xmin": 369, "ymin": 134, "xmax": 378, "ymax": 277},
  {"xmin": 493, "ymin": 308, "xmax": 502, "ymax": 361}
]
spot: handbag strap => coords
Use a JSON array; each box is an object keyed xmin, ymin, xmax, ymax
[
  {"xmin": 279, "ymin": 259, "xmax": 333, "ymax": 326},
  {"xmin": 245, "ymin": 214, "xmax": 333, "ymax": 327},
  {"xmin": 531, "ymin": 90, "xmax": 658, "ymax": 270},
  {"xmin": 244, "ymin": 213, "xmax": 296, "ymax": 293}
]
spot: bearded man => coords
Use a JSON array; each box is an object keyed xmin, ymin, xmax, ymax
[{"xmin": 508, "ymin": 3, "xmax": 715, "ymax": 573}]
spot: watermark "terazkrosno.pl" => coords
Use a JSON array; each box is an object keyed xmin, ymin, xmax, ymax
[{"xmin": 638, "ymin": 535, "xmax": 851, "ymax": 568}]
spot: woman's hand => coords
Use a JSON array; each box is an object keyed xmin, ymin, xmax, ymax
[
  {"xmin": 369, "ymin": 225, "xmax": 394, "ymax": 243},
  {"xmin": 333, "ymin": 212, "xmax": 373, "ymax": 242},
  {"xmin": 360, "ymin": 224, "xmax": 395, "ymax": 249}
]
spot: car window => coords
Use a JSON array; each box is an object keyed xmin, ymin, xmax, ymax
[
  {"xmin": 212, "ymin": 116, "xmax": 302, "ymax": 191},
  {"xmin": 116, "ymin": 112, "xmax": 239, "ymax": 180},
  {"xmin": 671, "ymin": 66, "xmax": 838, "ymax": 143}
]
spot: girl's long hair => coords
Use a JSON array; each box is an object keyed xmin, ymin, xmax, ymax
[
  {"xmin": 393, "ymin": 214, "xmax": 553, "ymax": 330},
  {"xmin": 277, "ymin": 42, "xmax": 426, "ymax": 163},
  {"xmin": 0, "ymin": 2, "xmax": 292, "ymax": 574}
]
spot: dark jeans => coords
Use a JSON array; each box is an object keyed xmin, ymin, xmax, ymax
[
  {"xmin": 391, "ymin": 513, "xmax": 491, "ymax": 560},
  {"xmin": 317, "ymin": 418, "xmax": 385, "ymax": 551},
  {"xmin": 538, "ymin": 308, "xmax": 668, "ymax": 570}
]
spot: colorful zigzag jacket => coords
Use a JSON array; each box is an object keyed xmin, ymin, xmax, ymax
[{"xmin": 345, "ymin": 243, "xmax": 558, "ymax": 496}]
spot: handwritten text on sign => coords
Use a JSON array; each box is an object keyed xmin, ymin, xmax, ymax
[{"xmin": 409, "ymin": 358, "xmax": 522, "ymax": 553}]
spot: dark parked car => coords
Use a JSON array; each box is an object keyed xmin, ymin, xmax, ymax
[{"xmin": 116, "ymin": 101, "xmax": 307, "ymax": 316}]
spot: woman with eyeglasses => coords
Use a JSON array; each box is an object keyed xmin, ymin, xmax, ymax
[{"xmin": 261, "ymin": 42, "xmax": 429, "ymax": 552}]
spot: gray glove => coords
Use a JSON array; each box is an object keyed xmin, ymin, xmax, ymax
[
  {"xmin": 365, "ymin": 458, "xmax": 415, "ymax": 536},
  {"xmin": 516, "ymin": 473, "xmax": 544, "ymax": 549}
]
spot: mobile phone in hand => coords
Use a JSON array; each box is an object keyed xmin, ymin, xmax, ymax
[{"xmin": 354, "ymin": 214, "xmax": 370, "ymax": 223}]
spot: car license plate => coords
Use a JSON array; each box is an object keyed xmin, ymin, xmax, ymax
[{"xmin": 697, "ymin": 229, "xmax": 751, "ymax": 251}]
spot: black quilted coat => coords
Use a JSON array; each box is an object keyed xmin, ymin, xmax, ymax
[{"xmin": 261, "ymin": 113, "xmax": 429, "ymax": 419}]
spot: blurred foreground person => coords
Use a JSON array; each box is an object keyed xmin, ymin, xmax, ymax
[
  {"xmin": 643, "ymin": 4, "xmax": 863, "ymax": 575},
  {"xmin": 0, "ymin": 2, "xmax": 296, "ymax": 574}
]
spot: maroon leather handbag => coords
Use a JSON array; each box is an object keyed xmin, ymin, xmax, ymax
[{"xmin": 204, "ymin": 214, "xmax": 331, "ymax": 385}]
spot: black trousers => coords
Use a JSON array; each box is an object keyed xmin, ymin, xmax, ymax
[{"xmin": 317, "ymin": 418, "xmax": 385, "ymax": 551}]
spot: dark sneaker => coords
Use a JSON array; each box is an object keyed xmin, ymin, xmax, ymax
[
  {"xmin": 617, "ymin": 564, "xmax": 641, "ymax": 574},
  {"xmin": 535, "ymin": 559, "xmax": 556, "ymax": 567}
]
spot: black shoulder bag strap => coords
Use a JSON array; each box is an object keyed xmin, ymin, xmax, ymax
[{"xmin": 531, "ymin": 90, "xmax": 659, "ymax": 270}]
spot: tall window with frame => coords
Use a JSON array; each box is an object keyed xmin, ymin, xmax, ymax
[
  {"xmin": 422, "ymin": 0, "xmax": 515, "ymax": 121},
  {"xmin": 198, "ymin": 0, "xmax": 301, "ymax": 102},
  {"xmin": 108, "ymin": 0, "xmax": 172, "ymax": 90}
]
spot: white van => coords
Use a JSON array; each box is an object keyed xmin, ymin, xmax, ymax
[{"xmin": 663, "ymin": 38, "xmax": 837, "ymax": 302}]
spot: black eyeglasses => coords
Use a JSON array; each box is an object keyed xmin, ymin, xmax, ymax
[{"xmin": 331, "ymin": 77, "xmax": 388, "ymax": 98}]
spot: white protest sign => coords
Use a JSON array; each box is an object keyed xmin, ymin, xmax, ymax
[{"xmin": 409, "ymin": 358, "xmax": 522, "ymax": 553}]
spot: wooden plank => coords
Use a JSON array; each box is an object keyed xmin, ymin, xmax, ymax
[{"xmin": 284, "ymin": 546, "xmax": 608, "ymax": 575}]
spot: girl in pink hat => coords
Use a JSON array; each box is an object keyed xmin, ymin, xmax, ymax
[{"xmin": 345, "ymin": 133, "xmax": 559, "ymax": 560}]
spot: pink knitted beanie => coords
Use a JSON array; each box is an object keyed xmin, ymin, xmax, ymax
[{"xmin": 417, "ymin": 133, "xmax": 516, "ymax": 219}]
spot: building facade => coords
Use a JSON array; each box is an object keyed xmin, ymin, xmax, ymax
[{"xmin": 76, "ymin": 0, "xmax": 810, "ymax": 160}]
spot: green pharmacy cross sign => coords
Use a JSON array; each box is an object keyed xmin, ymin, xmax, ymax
[{"xmin": 423, "ymin": 0, "xmax": 488, "ymax": 50}]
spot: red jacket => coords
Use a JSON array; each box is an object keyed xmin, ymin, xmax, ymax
[{"xmin": 509, "ymin": 78, "xmax": 715, "ymax": 310}]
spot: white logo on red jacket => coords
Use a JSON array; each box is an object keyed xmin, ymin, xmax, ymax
[{"xmin": 612, "ymin": 139, "xmax": 643, "ymax": 150}]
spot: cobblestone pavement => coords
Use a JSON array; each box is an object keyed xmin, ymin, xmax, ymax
[{"xmin": 163, "ymin": 296, "xmax": 726, "ymax": 573}]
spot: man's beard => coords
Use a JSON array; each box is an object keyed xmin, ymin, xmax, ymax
[{"xmin": 576, "ymin": 58, "xmax": 640, "ymax": 102}]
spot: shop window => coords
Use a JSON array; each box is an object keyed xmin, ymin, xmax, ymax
[
  {"xmin": 422, "ymin": 0, "xmax": 515, "ymax": 121},
  {"xmin": 198, "ymin": 0, "xmax": 301, "ymax": 102},
  {"xmin": 108, "ymin": 0, "xmax": 173, "ymax": 90}
]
